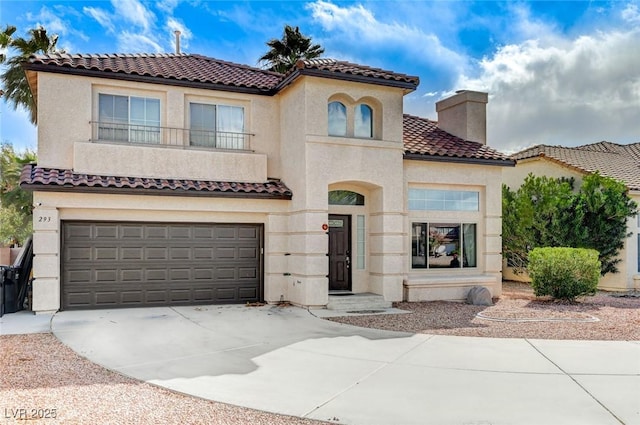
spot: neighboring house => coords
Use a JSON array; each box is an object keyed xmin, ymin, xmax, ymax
[
  {"xmin": 20, "ymin": 53, "xmax": 513, "ymax": 313},
  {"xmin": 505, "ymin": 142, "xmax": 640, "ymax": 291}
]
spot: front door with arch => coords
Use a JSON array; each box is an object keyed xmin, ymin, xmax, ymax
[{"xmin": 328, "ymin": 214, "xmax": 351, "ymax": 291}]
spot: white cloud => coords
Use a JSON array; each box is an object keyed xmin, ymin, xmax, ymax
[
  {"xmin": 26, "ymin": 6, "xmax": 68, "ymax": 35},
  {"xmin": 157, "ymin": 0, "xmax": 181, "ymax": 14},
  {"xmin": 111, "ymin": 0, "xmax": 156, "ymax": 32},
  {"xmin": 118, "ymin": 32, "xmax": 163, "ymax": 53},
  {"xmin": 456, "ymin": 28, "xmax": 640, "ymax": 151},
  {"xmin": 308, "ymin": 1, "xmax": 468, "ymax": 75},
  {"xmin": 622, "ymin": 2, "xmax": 640, "ymax": 23},
  {"xmin": 84, "ymin": 7, "xmax": 116, "ymax": 34}
]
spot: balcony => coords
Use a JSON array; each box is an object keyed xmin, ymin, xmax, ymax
[
  {"xmin": 90, "ymin": 121, "xmax": 253, "ymax": 151},
  {"xmin": 75, "ymin": 122, "xmax": 267, "ymax": 182}
]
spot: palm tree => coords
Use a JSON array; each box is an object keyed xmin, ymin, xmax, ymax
[
  {"xmin": 1, "ymin": 26, "xmax": 60, "ymax": 124},
  {"xmin": 259, "ymin": 25, "xmax": 324, "ymax": 74},
  {"xmin": 0, "ymin": 25, "xmax": 17, "ymax": 64}
]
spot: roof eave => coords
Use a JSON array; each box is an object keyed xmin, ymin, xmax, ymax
[
  {"xmin": 20, "ymin": 182, "xmax": 293, "ymax": 200},
  {"xmin": 404, "ymin": 153, "xmax": 516, "ymax": 167},
  {"xmin": 23, "ymin": 63, "xmax": 279, "ymax": 96},
  {"xmin": 276, "ymin": 68, "xmax": 419, "ymax": 93}
]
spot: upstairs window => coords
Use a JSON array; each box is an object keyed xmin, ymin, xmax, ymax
[
  {"xmin": 190, "ymin": 103, "xmax": 245, "ymax": 149},
  {"xmin": 328, "ymin": 101, "xmax": 347, "ymax": 136},
  {"xmin": 98, "ymin": 94, "xmax": 160, "ymax": 144},
  {"xmin": 354, "ymin": 104, "xmax": 373, "ymax": 138}
]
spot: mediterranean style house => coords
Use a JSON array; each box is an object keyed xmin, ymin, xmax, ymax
[
  {"xmin": 505, "ymin": 142, "xmax": 640, "ymax": 291},
  {"xmin": 20, "ymin": 53, "xmax": 514, "ymax": 313}
]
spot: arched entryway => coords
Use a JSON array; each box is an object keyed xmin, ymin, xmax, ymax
[{"xmin": 327, "ymin": 187, "xmax": 368, "ymax": 293}]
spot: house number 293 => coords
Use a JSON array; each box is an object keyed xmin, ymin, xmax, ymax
[{"xmin": 38, "ymin": 216, "xmax": 52, "ymax": 223}]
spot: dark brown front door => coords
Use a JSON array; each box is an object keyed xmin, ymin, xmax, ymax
[{"xmin": 328, "ymin": 214, "xmax": 351, "ymax": 291}]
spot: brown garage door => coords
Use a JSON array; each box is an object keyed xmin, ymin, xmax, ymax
[{"xmin": 62, "ymin": 221, "xmax": 263, "ymax": 310}]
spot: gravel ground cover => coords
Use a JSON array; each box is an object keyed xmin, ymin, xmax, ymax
[
  {"xmin": 2, "ymin": 281, "xmax": 638, "ymax": 424},
  {"xmin": 0, "ymin": 334, "xmax": 328, "ymax": 425},
  {"xmin": 329, "ymin": 281, "xmax": 640, "ymax": 340}
]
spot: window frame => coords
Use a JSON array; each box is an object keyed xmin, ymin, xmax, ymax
[
  {"xmin": 354, "ymin": 103, "xmax": 373, "ymax": 138},
  {"xmin": 409, "ymin": 189, "xmax": 480, "ymax": 212},
  {"xmin": 98, "ymin": 93, "xmax": 161, "ymax": 144},
  {"xmin": 328, "ymin": 101, "xmax": 348, "ymax": 137},
  {"xmin": 189, "ymin": 102, "xmax": 245, "ymax": 149},
  {"xmin": 411, "ymin": 222, "xmax": 477, "ymax": 270}
]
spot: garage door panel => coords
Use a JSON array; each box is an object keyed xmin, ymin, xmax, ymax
[
  {"xmin": 145, "ymin": 247, "xmax": 169, "ymax": 260},
  {"xmin": 95, "ymin": 291, "xmax": 119, "ymax": 305},
  {"xmin": 65, "ymin": 223, "xmax": 92, "ymax": 240},
  {"xmin": 122, "ymin": 291, "xmax": 143, "ymax": 304},
  {"xmin": 146, "ymin": 290, "xmax": 168, "ymax": 303},
  {"xmin": 146, "ymin": 269, "xmax": 168, "ymax": 281},
  {"xmin": 146, "ymin": 226, "xmax": 169, "ymax": 239},
  {"xmin": 239, "ymin": 287, "xmax": 258, "ymax": 299},
  {"xmin": 95, "ymin": 247, "xmax": 118, "ymax": 260},
  {"xmin": 62, "ymin": 222, "xmax": 263, "ymax": 310},
  {"xmin": 215, "ymin": 247, "xmax": 237, "ymax": 259},
  {"xmin": 238, "ymin": 226, "xmax": 258, "ymax": 239},
  {"xmin": 65, "ymin": 247, "xmax": 92, "ymax": 262},
  {"xmin": 170, "ymin": 247, "xmax": 191, "ymax": 260},
  {"xmin": 193, "ymin": 227, "xmax": 214, "ymax": 239},
  {"xmin": 170, "ymin": 226, "xmax": 191, "ymax": 239},
  {"xmin": 216, "ymin": 227, "xmax": 237, "ymax": 239},
  {"xmin": 121, "ymin": 269, "xmax": 143, "ymax": 282},
  {"xmin": 239, "ymin": 267, "xmax": 257, "ymax": 279},
  {"xmin": 96, "ymin": 269, "xmax": 118, "ymax": 282},
  {"xmin": 121, "ymin": 247, "xmax": 144, "ymax": 260},
  {"xmin": 239, "ymin": 247, "xmax": 258, "ymax": 259},
  {"xmin": 95, "ymin": 225, "xmax": 118, "ymax": 239},
  {"xmin": 121, "ymin": 226, "xmax": 144, "ymax": 239},
  {"xmin": 170, "ymin": 269, "xmax": 190, "ymax": 281}
]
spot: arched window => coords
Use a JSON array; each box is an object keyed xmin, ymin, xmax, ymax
[
  {"xmin": 354, "ymin": 104, "xmax": 373, "ymax": 138},
  {"xmin": 328, "ymin": 101, "xmax": 347, "ymax": 136},
  {"xmin": 328, "ymin": 190, "xmax": 365, "ymax": 205}
]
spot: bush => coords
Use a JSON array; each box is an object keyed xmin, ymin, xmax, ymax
[{"xmin": 528, "ymin": 247, "xmax": 600, "ymax": 300}]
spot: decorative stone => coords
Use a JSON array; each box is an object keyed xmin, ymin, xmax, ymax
[{"xmin": 467, "ymin": 286, "xmax": 493, "ymax": 306}]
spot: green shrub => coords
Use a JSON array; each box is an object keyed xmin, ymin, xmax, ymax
[{"xmin": 528, "ymin": 247, "xmax": 600, "ymax": 300}]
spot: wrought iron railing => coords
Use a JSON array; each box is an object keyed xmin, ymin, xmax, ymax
[{"xmin": 90, "ymin": 121, "xmax": 253, "ymax": 150}]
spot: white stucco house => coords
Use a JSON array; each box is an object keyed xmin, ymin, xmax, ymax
[
  {"xmin": 20, "ymin": 52, "xmax": 514, "ymax": 313},
  {"xmin": 504, "ymin": 142, "xmax": 640, "ymax": 291}
]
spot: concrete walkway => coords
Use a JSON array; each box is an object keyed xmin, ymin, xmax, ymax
[{"xmin": 7, "ymin": 305, "xmax": 640, "ymax": 424}]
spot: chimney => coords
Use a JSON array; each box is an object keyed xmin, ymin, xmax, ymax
[
  {"xmin": 435, "ymin": 90, "xmax": 488, "ymax": 145},
  {"xmin": 174, "ymin": 30, "xmax": 181, "ymax": 54}
]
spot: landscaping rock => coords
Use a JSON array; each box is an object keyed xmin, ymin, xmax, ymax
[{"xmin": 467, "ymin": 286, "xmax": 493, "ymax": 306}]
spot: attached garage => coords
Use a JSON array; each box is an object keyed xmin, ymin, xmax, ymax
[{"xmin": 61, "ymin": 221, "xmax": 263, "ymax": 310}]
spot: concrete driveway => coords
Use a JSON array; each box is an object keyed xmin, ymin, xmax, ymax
[{"xmin": 51, "ymin": 305, "xmax": 640, "ymax": 425}]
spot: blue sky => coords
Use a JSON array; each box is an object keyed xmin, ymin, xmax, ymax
[{"xmin": 1, "ymin": 0, "xmax": 639, "ymax": 153}]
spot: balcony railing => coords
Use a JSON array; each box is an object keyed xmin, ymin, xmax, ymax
[{"xmin": 90, "ymin": 121, "xmax": 253, "ymax": 150}]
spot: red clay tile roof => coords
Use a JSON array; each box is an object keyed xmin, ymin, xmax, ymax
[
  {"xmin": 291, "ymin": 58, "xmax": 419, "ymax": 89},
  {"xmin": 26, "ymin": 53, "xmax": 283, "ymax": 92},
  {"xmin": 20, "ymin": 164, "xmax": 293, "ymax": 199},
  {"xmin": 25, "ymin": 53, "xmax": 419, "ymax": 93},
  {"xmin": 511, "ymin": 143, "xmax": 640, "ymax": 190},
  {"xmin": 402, "ymin": 114, "xmax": 513, "ymax": 165}
]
